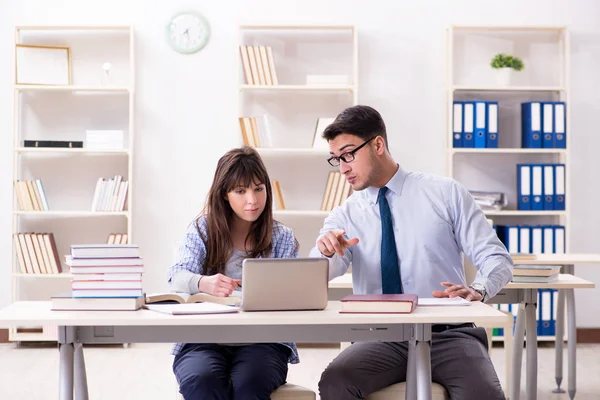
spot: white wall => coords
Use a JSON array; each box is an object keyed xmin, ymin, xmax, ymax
[{"xmin": 1, "ymin": 0, "xmax": 600, "ymax": 326}]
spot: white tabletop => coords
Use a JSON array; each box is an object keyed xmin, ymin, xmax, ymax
[
  {"xmin": 329, "ymin": 273, "xmax": 595, "ymax": 290},
  {"xmin": 0, "ymin": 301, "xmax": 509, "ymax": 328}
]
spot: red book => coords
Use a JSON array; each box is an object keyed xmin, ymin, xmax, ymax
[{"xmin": 340, "ymin": 294, "xmax": 418, "ymax": 314}]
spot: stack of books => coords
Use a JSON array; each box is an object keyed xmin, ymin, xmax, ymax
[
  {"xmin": 52, "ymin": 244, "xmax": 144, "ymax": 311},
  {"xmin": 512, "ymin": 265, "xmax": 561, "ymax": 283}
]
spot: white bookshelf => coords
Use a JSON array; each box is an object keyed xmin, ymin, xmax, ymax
[
  {"xmin": 10, "ymin": 25, "xmax": 135, "ymax": 342},
  {"xmin": 446, "ymin": 25, "xmax": 570, "ymax": 343},
  {"xmin": 238, "ymin": 25, "xmax": 358, "ymax": 256}
]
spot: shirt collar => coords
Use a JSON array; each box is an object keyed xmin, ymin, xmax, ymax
[{"xmin": 366, "ymin": 165, "xmax": 407, "ymax": 204}]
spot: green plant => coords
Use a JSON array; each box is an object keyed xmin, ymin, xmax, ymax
[{"xmin": 490, "ymin": 53, "xmax": 524, "ymax": 71}]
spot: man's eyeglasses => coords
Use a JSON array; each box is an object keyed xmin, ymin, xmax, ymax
[{"xmin": 327, "ymin": 137, "xmax": 376, "ymax": 167}]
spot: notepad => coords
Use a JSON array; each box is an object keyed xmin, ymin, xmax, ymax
[
  {"xmin": 418, "ymin": 297, "xmax": 472, "ymax": 306},
  {"xmin": 144, "ymin": 303, "xmax": 240, "ymax": 315}
]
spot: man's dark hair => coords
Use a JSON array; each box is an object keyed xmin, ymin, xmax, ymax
[{"xmin": 322, "ymin": 105, "xmax": 388, "ymax": 148}]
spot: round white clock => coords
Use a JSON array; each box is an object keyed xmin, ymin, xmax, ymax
[{"xmin": 166, "ymin": 11, "xmax": 211, "ymax": 54}]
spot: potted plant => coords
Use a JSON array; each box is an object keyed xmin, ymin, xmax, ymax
[{"xmin": 490, "ymin": 53, "xmax": 524, "ymax": 86}]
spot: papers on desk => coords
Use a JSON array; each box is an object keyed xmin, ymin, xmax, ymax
[
  {"xmin": 144, "ymin": 303, "xmax": 240, "ymax": 315},
  {"xmin": 418, "ymin": 297, "xmax": 472, "ymax": 306}
]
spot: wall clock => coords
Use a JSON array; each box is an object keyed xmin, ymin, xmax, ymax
[{"xmin": 166, "ymin": 11, "xmax": 210, "ymax": 54}]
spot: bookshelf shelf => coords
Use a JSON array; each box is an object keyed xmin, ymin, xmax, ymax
[
  {"xmin": 239, "ymin": 25, "xmax": 357, "ymax": 256},
  {"xmin": 452, "ymin": 85, "xmax": 565, "ymax": 92},
  {"xmin": 15, "ymin": 147, "xmax": 130, "ymax": 154},
  {"xmin": 10, "ymin": 25, "xmax": 135, "ymax": 342},
  {"xmin": 239, "ymin": 84, "xmax": 356, "ymax": 92},
  {"xmin": 13, "ymin": 273, "xmax": 73, "ymax": 279},
  {"xmin": 451, "ymin": 148, "xmax": 567, "ymax": 155},
  {"xmin": 15, "ymin": 84, "xmax": 131, "ymax": 93},
  {"xmin": 13, "ymin": 211, "xmax": 130, "ymax": 217},
  {"xmin": 483, "ymin": 210, "xmax": 567, "ymax": 217},
  {"xmin": 257, "ymin": 148, "xmax": 330, "ymax": 157}
]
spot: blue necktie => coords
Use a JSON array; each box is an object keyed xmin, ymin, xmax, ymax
[{"xmin": 379, "ymin": 186, "xmax": 403, "ymax": 294}]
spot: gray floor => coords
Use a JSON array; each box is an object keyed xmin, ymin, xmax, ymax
[{"xmin": 0, "ymin": 342, "xmax": 599, "ymax": 399}]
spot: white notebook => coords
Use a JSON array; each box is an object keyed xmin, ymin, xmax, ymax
[
  {"xmin": 418, "ymin": 297, "xmax": 472, "ymax": 306},
  {"xmin": 144, "ymin": 303, "xmax": 239, "ymax": 315}
]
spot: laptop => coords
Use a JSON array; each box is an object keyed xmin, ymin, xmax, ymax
[{"xmin": 240, "ymin": 258, "xmax": 329, "ymax": 311}]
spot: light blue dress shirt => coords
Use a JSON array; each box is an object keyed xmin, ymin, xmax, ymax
[{"xmin": 309, "ymin": 166, "xmax": 513, "ymax": 300}]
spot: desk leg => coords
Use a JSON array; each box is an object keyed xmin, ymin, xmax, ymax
[
  {"xmin": 74, "ymin": 343, "xmax": 89, "ymax": 400},
  {"xmin": 406, "ymin": 340, "xmax": 417, "ymax": 400},
  {"xmin": 566, "ymin": 289, "xmax": 576, "ymax": 400},
  {"xmin": 59, "ymin": 343, "xmax": 74, "ymax": 400},
  {"xmin": 415, "ymin": 324, "xmax": 433, "ymax": 400},
  {"xmin": 511, "ymin": 304, "xmax": 526, "ymax": 400},
  {"xmin": 525, "ymin": 299, "xmax": 538, "ymax": 400},
  {"xmin": 553, "ymin": 288, "xmax": 566, "ymax": 393}
]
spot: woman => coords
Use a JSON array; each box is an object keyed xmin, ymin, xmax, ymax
[{"xmin": 168, "ymin": 146, "xmax": 299, "ymax": 400}]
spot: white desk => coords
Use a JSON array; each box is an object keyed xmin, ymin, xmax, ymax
[
  {"xmin": 329, "ymin": 270, "xmax": 596, "ymax": 400},
  {"xmin": 0, "ymin": 300, "xmax": 506, "ymax": 400},
  {"xmin": 513, "ymin": 254, "xmax": 600, "ymax": 400}
]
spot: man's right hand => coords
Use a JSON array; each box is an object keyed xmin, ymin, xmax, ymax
[
  {"xmin": 198, "ymin": 273, "xmax": 240, "ymax": 297},
  {"xmin": 316, "ymin": 229, "xmax": 359, "ymax": 257}
]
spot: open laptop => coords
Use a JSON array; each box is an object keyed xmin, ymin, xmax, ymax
[{"xmin": 240, "ymin": 258, "xmax": 329, "ymax": 311}]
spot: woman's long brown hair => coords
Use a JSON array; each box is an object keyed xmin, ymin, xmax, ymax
[{"xmin": 196, "ymin": 146, "xmax": 274, "ymax": 275}]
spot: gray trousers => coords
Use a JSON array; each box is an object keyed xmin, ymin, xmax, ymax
[{"xmin": 319, "ymin": 326, "xmax": 505, "ymax": 400}]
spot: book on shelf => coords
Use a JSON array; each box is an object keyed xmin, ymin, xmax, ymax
[
  {"xmin": 272, "ymin": 180, "xmax": 285, "ymax": 210},
  {"xmin": 238, "ymin": 116, "xmax": 271, "ymax": 148},
  {"xmin": 312, "ymin": 117, "xmax": 335, "ymax": 150},
  {"xmin": 14, "ymin": 179, "xmax": 49, "ymax": 211},
  {"xmin": 239, "ymin": 45, "xmax": 278, "ymax": 86},
  {"xmin": 70, "ymin": 244, "xmax": 140, "ymax": 259},
  {"xmin": 144, "ymin": 302, "xmax": 239, "ymax": 315},
  {"xmin": 51, "ymin": 292, "xmax": 144, "ymax": 311},
  {"xmin": 340, "ymin": 294, "xmax": 418, "ymax": 314},
  {"xmin": 13, "ymin": 232, "xmax": 62, "ymax": 274},
  {"xmin": 321, "ymin": 172, "xmax": 353, "ymax": 211},
  {"xmin": 91, "ymin": 175, "xmax": 129, "ymax": 212},
  {"xmin": 107, "ymin": 233, "xmax": 128, "ymax": 245},
  {"xmin": 24, "ymin": 140, "xmax": 83, "ymax": 148},
  {"xmin": 85, "ymin": 130, "xmax": 124, "ymax": 150},
  {"xmin": 146, "ymin": 291, "xmax": 241, "ymax": 307}
]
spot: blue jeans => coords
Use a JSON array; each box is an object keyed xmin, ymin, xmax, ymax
[{"xmin": 173, "ymin": 343, "xmax": 291, "ymax": 400}]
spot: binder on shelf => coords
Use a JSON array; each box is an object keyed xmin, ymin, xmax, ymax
[
  {"xmin": 554, "ymin": 102, "xmax": 566, "ymax": 148},
  {"xmin": 531, "ymin": 226, "xmax": 543, "ymax": 254},
  {"xmin": 531, "ymin": 164, "xmax": 543, "ymax": 211},
  {"xmin": 519, "ymin": 226, "xmax": 531, "ymax": 254},
  {"xmin": 473, "ymin": 101, "xmax": 487, "ymax": 148},
  {"xmin": 486, "ymin": 101, "xmax": 498, "ymax": 148},
  {"xmin": 541, "ymin": 102, "xmax": 554, "ymax": 148},
  {"xmin": 554, "ymin": 164, "xmax": 566, "ymax": 210},
  {"xmin": 543, "ymin": 164, "xmax": 555, "ymax": 210},
  {"xmin": 543, "ymin": 226, "xmax": 555, "ymax": 254},
  {"xmin": 554, "ymin": 226, "xmax": 565, "ymax": 254},
  {"xmin": 539, "ymin": 289, "xmax": 554, "ymax": 336},
  {"xmin": 462, "ymin": 102, "xmax": 474, "ymax": 148},
  {"xmin": 521, "ymin": 102, "xmax": 541, "ymax": 148},
  {"xmin": 517, "ymin": 164, "xmax": 531, "ymax": 210},
  {"xmin": 452, "ymin": 101, "xmax": 463, "ymax": 148},
  {"xmin": 23, "ymin": 140, "xmax": 83, "ymax": 148},
  {"xmin": 496, "ymin": 225, "xmax": 519, "ymax": 253}
]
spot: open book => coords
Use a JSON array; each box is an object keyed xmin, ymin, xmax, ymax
[{"xmin": 145, "ymin": 291, "xmax": 241, "ymax": 307}]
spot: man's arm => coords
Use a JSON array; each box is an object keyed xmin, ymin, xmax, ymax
[
  {"xmin": 450, "ymin": 180, "xmax": 514, "ymax": 300},
  {"xmin": 308, "ymin": 207, "xmax": 353, "ymax": 280}
]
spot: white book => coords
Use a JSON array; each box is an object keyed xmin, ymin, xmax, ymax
[{"xmin": 144, "ymin": 303, "xmax": 239, "ymax": 315}]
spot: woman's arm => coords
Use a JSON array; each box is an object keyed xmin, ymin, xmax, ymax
[{"xmin": 167, "ymin": 221, "xmax": 207, "ymax": 294}]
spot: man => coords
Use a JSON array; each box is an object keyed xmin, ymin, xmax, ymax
[{"xmin": 309, "ymin": 105, "xmax": 512, "ymax": 400}]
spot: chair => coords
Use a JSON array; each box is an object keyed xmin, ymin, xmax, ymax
[
  {"xmin": 366, "ymin": 382, "xmax": 450, "ymax": 400},
  {"xmin": 175, "ymin": 382, "xmax": 316, "ymax": 400}
]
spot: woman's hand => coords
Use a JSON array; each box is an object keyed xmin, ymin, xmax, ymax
[{"xmin": 199, "ymin": 274, "xmax": 241, "ymax": 297}]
